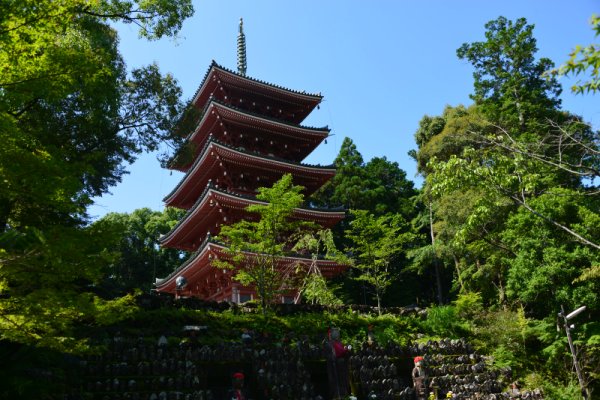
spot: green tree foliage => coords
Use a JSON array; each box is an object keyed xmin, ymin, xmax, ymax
[
  {"xmin": 411, "ymin": 105, "xmax": 489, "ymax": 175},
  {"xmin": 1, "ymin": 224, "xmax": 114, "ymax": 350},
  {"xmin": 92, "ymin": 207, "xmax": 185, "ymax": 296},
  {"xmin": 1, "ymin": 1, "xmax": 192, "ymax": 227},
  {"xmin": 0, "ymin": 0, "xmax": 193, "ymax": 351},
  {"xmin": 412, "ymin": 17, "xmax": 600, "ymax": 393},
  {"xmin": 215, "ymin": 174, "xmax": 329, "ymax": 314},
  {"xmin": 410, "ymin": 106, "xmax": 510, "ymax": 304},
  {"xmin": 457, "ymin": 16, "xmax": 562, "ymax": 130},
  {"xmin": 501, "ymin": 190, "xmax": 600, "ymax": 318},
  {"xmin": 311, "ymin": 137, "xmax": 417, "ymax": 218},
  {"xmin": 310, "ymin": 138, "xmax": 421, "ymax": 307},
  {"xmin": 292, "ymin": 229, "xmax": 347, "ymax": 306},
  {"xmin": 345, "ymin": 210, "xmax": 416, "ymax": 314},
  {"xmin": 314, "ymin": 137, "xmax": 365, "ymax": 210},
  {"xmin": 550, "ymin": 14, "xmax": 600, "ymax": 94},
  {"xmin": 311, "ymin": 139, "xmax": 420, "ymax": 308},
  {"xmin": 410, "ymin": 14, "xmax": 600, "ymax": 314},
  {"xmin": 429, "ymin": 125, "xmax": 600, "ymax": 251}
]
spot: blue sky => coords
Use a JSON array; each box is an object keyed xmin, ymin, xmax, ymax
[{"xmin": 89, "ymin": 0, "xmax": 599, "ymax": 219}]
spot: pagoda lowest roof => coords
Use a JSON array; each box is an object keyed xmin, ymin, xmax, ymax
[
  {"xmin": 155, "ymin": 238, "xmax": 347, "ymax": 294},
  {"xmin": 192, "ymin": 61, "xmax": 323, "ymax": 123}
]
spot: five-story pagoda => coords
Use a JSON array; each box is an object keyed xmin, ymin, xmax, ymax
[{"xmin": 155, "ymin": 19, "xmax": 345, "ymax": 303}]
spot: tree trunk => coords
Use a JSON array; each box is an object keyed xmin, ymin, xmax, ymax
[
  {"xmin": 453, "ymin": 254, "xmax": 465, "ymax": 292},
  {"xmin": 429, "ymin": 199, "xmax": 443, "ymax": 305}
]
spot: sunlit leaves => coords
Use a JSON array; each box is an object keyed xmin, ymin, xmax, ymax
[
  {"xmin": 293, "ymin": 229, "xmax": 347, "ymax": 306},
  {"xmin": 501, "ymin": 190, "xmax": 600, "ymax": 317},
  {"xmin": 94, "ymin": 0, "xmax": 194, "ymax": 40},
  {"xmin": 548, "ymin": 15, "xmax": 600, "ymax": 94},
  {"xmin": 345, "ymin": 210, "xmax": 415, "ymax": 313},
  {"xmin": 216, "ymin": 174, "xmax": 323, "ymax": 313}
]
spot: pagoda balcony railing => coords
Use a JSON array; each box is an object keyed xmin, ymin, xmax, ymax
[{"xmin": 193, "ymin": 97, "xmax": 330, "ymax": 136}]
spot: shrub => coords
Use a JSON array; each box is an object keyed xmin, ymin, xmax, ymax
[{"xmin": 422, "ymin": 305, "xmax": 470, "ymax": 337}]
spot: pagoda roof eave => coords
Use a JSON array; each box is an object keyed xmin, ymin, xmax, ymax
[
  {"xmin": 155, "ymin": 239, "xmax": 346, "ymax": 292},
  {"xmin": 168, "ymin": 99, "xmax": 330, "ymax": 171},
  {"xmin": 163, "ymin": 138, "xmax": 336, "ymax": 206},
  {"xmin": 192, "ymin": 61, "xmax": 323, "ymax": 108},
  {"xmin": 155, "ymin": 236, "xmax": 214, "ymax": 291},
  {"xmin": 189, "ymin": 99, "xmax": 330, "ymax": 143},
  {"xmin": 160, "ymin": 184, "xmax": 346, "ymax": 249}
]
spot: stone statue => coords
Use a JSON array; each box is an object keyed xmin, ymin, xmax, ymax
[
  {"xmin": 324, "ymin": 328, "xmax": 351, "ymax": 399},
  {"xmin": 226, "ymin": 372, "xmax": 249, "ymax": 400},
  {"xmin": 412, "ymin": 356, "xmax": 428, "ymax": 400}
]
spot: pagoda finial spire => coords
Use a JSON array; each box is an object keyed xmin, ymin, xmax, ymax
[{"xmin": 237, "ymin": 18, "xmax": 247, "ymax": 76}]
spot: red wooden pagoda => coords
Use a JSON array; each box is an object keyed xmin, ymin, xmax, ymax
[{"xmin": 155, "ymin": 20, "xmax": 345, "ymax": 303}]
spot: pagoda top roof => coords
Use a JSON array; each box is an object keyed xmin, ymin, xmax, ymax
[{"xmin": 192, "ymin": 61, "xmax": 323, "ymax": 112}]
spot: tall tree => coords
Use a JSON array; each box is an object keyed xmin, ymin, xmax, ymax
[
  {"xmin": 345, "ymin": 210, "xmax": 415, "ymax": 314},
  {"xmin": 312, "ymin": 137, "xmax": 417, "ymax": 218},
  {"xmin": 457, "ymin": 16, "xmax": 561, "ymax": 130},
  {"xmin": 1, "ymin": 1, "xmax": 193, "ymax": 228},
  {"xmin": 409, "ymin": 15, "xmax": 600, "ymax": 395},
  {"xmin": 0, "ymin": 0, "xmax": 193, "ymax": 351},
  {"xmin": 410, "ymin": 106, "xmax": 508, "ymax": 304},
  {"xmin": 92, "ymin": 207, "xmax": 185, "ymax": 296},
  {"xmin": 215, "ymin": 174, "xmax": 323, "ymax": 315},
  {"xmin": 311, "ymin": 137, "xmax": 420, "ymax": 305},
  {"xmin": 312, "ymin": 137, "xmax": 366, "ymax": 211},
  {"xmin": 412, "ymin": 18, "xmax": 600, "ymax": 311}
]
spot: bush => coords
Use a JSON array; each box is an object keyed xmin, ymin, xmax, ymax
[
  {"xmin": 422, "ymin": 305, "xmax": 470, "ymax": 337},
  {"xmin": 453, "ymin": 292, "xmax": 483, "ymax": 320},
  {"xmin": 525, "ymin": 373, "xmax": 583, "ymax": 400}
]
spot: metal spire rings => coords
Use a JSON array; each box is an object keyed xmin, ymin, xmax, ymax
[{"xmin": 237, "ymin": 18, "xmax": 247, "ymax": 76}]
